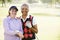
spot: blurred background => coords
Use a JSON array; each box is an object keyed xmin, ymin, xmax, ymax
[{"xmin": 0, "ymin": 0, "xmax": 60, "ymax": 40}]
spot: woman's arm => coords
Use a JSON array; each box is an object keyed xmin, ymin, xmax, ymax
[
  {"xmin": 15, "ymin": 19, "xmax": 24, "ymax": 38},
  {"xmin": 19, "ymin": 19, "xmax": 23, "ymax": 34},
  {"xmin": 3, "ymin": 19, "xmax": 19, "ymax": 35},
  {"xmin": 26, "ymin": 17, "xmax": 38, "ymax": 33},
  {"xmin": 30, "ymin": 24, "xmax": 38, "ymax": 33}
]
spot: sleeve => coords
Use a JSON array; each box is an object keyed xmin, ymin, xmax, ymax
[
  {"xmin": 19, "ymin": 19, "xmax": 23, "ymax": 34},
  {"xmin": 32, "ymin": 17, "xmax": 37, "ymax": 25},
  {"xmin": 3, "ymin": 19, "xmax": 18, "ymax": 35}
]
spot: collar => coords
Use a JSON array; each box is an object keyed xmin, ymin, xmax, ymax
[
  {"xmin": 21, "ymin": 15, "xmax": 29, "ymax": 18},
  {"xmin": 20, "ymin": 15, "xmax": 30, "ymax": 22},
  {"xmin": 7, "ymin": 16, "xmax": 17, "ymax": 20}
]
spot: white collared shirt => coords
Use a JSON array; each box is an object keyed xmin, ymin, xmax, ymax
[{"xmin": 20, "ymin": 15, "xmax": 37, "ymax": 25}]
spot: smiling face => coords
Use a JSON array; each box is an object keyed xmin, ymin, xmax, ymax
[
  {"xmin": 9, "ymin": 8, "xmax": 17, "ymax": 17},
  {"xmin": 21, "ymin": 4, "xmax": 29, "ymax": 16}
]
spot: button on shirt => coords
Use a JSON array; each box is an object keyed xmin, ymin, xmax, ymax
[{"xmin": 3, "ymin": 16, "xmax": 23, "ymax": 40}]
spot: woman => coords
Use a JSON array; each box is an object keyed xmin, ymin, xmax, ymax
[
  {"xmin": 20, "ymin": 4, "xmax": 38, "ymax": 40},
  {"xmin": 3, "ymin": 6, "xmax": 24, "ymax": 40}
]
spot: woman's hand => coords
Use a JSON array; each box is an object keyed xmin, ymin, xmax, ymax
[
  {"xmin": 26, "ymin": 21, "xmax": 32, "ymax": 28},
  {"xmin": 16, "ymin": 32, "xmax": 24, "ymax": 38}
]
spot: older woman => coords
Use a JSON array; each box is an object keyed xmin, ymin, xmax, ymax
[{"xmin": 20, "ymin": 4, "xmax": 38, "ymax": 40}]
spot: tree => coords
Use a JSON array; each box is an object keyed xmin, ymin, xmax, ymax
[
  {"xmin": 56, "ymin": 0, "xmax": 60, "ymax": 3},
  {"xmin": 2, "ymin": 0, "xmax": 5, "ymax": 7},
  {"xmin": 7, "ymin": 0, "xmax": 11, "ymax": 2},
  {"xmin": 40, "ymin": 0, "xmax": 52, "ymax": 3},
  {"xmin": 28, "ymin": 0, "xmax": 38, "ymax": 4}
]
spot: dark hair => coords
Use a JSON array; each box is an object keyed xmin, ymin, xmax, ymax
[{"xmin": 8, "ymin": 6, "xmax": 18, "ymax": 16}]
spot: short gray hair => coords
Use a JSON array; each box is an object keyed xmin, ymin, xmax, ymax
[{"xmin": 21, "ymin": 3, "xmax": 29, "ymax": 9}]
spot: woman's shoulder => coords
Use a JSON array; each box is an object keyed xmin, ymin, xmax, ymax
[
  {"xmin": 3, "ymin": 17, "xmax": 10, "ymax": 22},
  {"xmin": 16, "ymin": 17, "xmax": 21, "ymax": 19},
  {"xmin": 16, "ymin": 17, "xmax": 21, "ymax": 22},
  {"xmin": 16, "ymin": 17, "xmax": 21, "ymax": 20}
]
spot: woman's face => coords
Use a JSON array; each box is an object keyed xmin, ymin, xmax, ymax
[
  {"xmin": 9, "ymin": 9, "xmax": 17, "ymax": 17},
  {"xmin": 21, "ymin": 6, "xmax": 29, "ymax": 15}
]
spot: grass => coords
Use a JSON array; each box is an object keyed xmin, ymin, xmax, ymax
[{"xmin": 32, "ymin": 13, "xmax": 60, "ymax": 17}]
